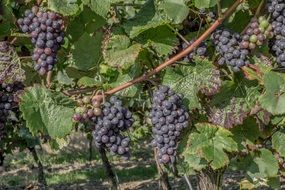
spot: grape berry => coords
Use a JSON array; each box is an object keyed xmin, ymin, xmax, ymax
[
  {"xmin": 150, "ymin": 85, "xmax": 189, "ymax": 164},
  {"xmin": 17, "ymin": 6, "xmax": 64, "ymax": 75}
]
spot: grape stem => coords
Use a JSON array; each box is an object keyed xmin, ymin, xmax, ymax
[
  {"xmin": 46, "ymin": 71, "xmax": 52, "ymax": 88},
  {"xmin": 90, "ymin": 0, "xmax": 244, "ymax": 100},
  {"xmin": 216, "ymin": 0, "xmax": 222, "ymax": 18},
  {"xmin": 37, "ymin": 0, "xmax": 44, "ymax": 6},
  {"xmin": 166, "ymin": 23, "xmax": 190, "ymax": 45}
]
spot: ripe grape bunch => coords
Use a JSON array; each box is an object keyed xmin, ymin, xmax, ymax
[
  {"xmin": 17, "ymin": 6, "xmax": 64, "ymax": 75},
  {"xmin": 267, "ymin": 0, "xmax": 285, "ymax": 66},
  {"xmin": 93, "ymin": 96, "xmax": 133, "ymax": 158},
  {"xmin": 150, "ymin": 85, "xmax": 189, "ymax": 164},
  {"xmin": 73, "ymin": 96, "xmax": 134, "ymax": 158},
  {"xmin": 0, "ymin": 81, "xmax": 24, "ymax": 141},
  {"xmin": 211, "ymin": 29, "xmax": 250, "ymax": 72},
  {"xmin": 241, "ymin": 16, "xmax": 273, "ymax": 50}
]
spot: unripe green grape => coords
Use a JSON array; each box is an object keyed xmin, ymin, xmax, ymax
[
  {"xmin": 82, "ymin": 96, "xmax": 91, "ymax": 104},
  {"xmin": 260, "ymin": 20, "xmax": 269, "ymax": 29},
  {"xmin": 94, "ymin": 108, "xmax": 102, "ymax": 116},
  {"xmin": 250, "ymin": 35, "xmax": 258, "ymax": 43},
  {"xmin": 249, "ymin": 42, "xmax": 256, "ymax": 49},
  {"xmin": 256, "ymin": 40, "xmax": 263, "ymax": 46},
  {"xmin": 258, "ymin": 16, "xmax": 266, "ymax": 23},
  {"xmin": 75, "ymin": 107, "xmax": 87, "ymax": 114}
]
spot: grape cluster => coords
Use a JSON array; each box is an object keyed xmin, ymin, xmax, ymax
[
  {"xmin": 92, "ymin": 96, "xmax": 133, "ymax": 158},
  {"xmin": 17, "ymin": 6, "xmax": 64, "ymax": 75},
  {"xmin": 211, "ymin": 28, "xmax": 250, "ymax": 72},
  {"xmin": 267, "ymin": 0, "xmax": 285, "ymax": 66},
  {"xmin": 0, "ymin": 82, "xmax": 24, "ymax": 141},
  {"xmin": 73, "ymin": 96, "xmax": 134, "ymax": 158},
  {"xmin": 241, "ymin": 16, "xmax": 273, "ymax": 50},
  {"xmin": 150, "ymin": 86, "xmax": 189, "ymax": 164}
]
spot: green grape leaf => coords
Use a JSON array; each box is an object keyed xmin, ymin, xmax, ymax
[
  {"xmin": 56, "ymin": 70, "xmax": 74, "ymax": 85},
  {"xmin": 48, "ymin": 0, "xmax": 80, "ymax": 16},
  {"xmin": 0, "ymin": 3, "xmax": 15, "ymax": 38},
  {"xmin": 162, "ymin": 58, "xmax": 220, "ymax": 110},
  {"xmin": 108, "ymin": 64, "xmax": 143, "ymax": 97},
  {"xmin": 231, "ymin": 118, "xmax": 262, "ymax": 150},
  {"xmin": 89, "ymin": 0, "xmax": 111, "ymax": 18},
  {"xmin": 66, "ymin": 7, "xmax": 106, "ymax": 42},
  {"xmin": 137, "ymin": 25, "xmax": 178, "ymax": 57},
  {"xmin": 78, "ymin": 76, "xmax": 101, "ymax": 87},
  {"xmin": 260, "ymin": 71, "xmax": 285, "ymax": 115},
  {"xmin": 71, "ymin": 32, "xmax": 103, "ymax": 71},
  {"xmin": 159, "ymin": 0, "xmax": 189, "ymax": 24},
  {"xmin": 272, "ymin": 129, "xmax": 285, "ymax": 157},
  {"xmin": 208, "ymin": 78, "xmax": 260, "ymax": 128},
  {"xmin": 103, "ymin": 34, "xmax": 144, "ymax": 68},
  {"xmin": 20, "ymin": 86, "xmax": 75, "ymax": 139},
  {"xmin": 182, "ymin": 123, "xmax": 238, "ymax": 170},
  {"xmin": 194, "ymin": 0, "xmax": 217, "ymax": 9},
  {"xmin": 123, "ymin": 0, "xmax": 166, "ymax": 38},
  {"xmin": 250, "ymin": 149, "xmax": 279, "ymax": 179}
]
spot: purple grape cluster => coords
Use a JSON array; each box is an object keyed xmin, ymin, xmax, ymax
[
  {"xmin": 73, "ymin": 96, "xmax": 133, "ymax": 158},
  {"xmin": 150, "ymin": 86, "xmax": 189, "ymax": 164},
  {"xmin": 241, "ymin": 16, "xmax": 273, "ymax": 50},
  {"xmin": 92, "ymin": 96, "xmax": 133, "ymax": 158},
  {"xmin": 267, "ymin": 0, "xmax": 285, "ymax": 66},
  {"xmin": 211, "ymin": 28, "xmax": 250, "ymax": 72},
  {"xmin": 0, "ymin": 82, "xmax": 24, "ymax": 141},
  {"xmin": 17, "ymin": 6, "xmax": 64, "ymax": 75}
]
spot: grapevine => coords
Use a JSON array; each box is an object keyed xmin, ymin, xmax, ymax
[{"xmin": 3, "ymin": 0, "xmax": 285, "ymax": 190}]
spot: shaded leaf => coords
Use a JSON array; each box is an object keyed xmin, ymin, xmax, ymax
[
  {"xmin": 71, "ymin": 32, "xmax": 103, "ymax": 71},
  {"xmin": 123, "ymin": 0, "xmax": 166, "ymax": 38}
]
